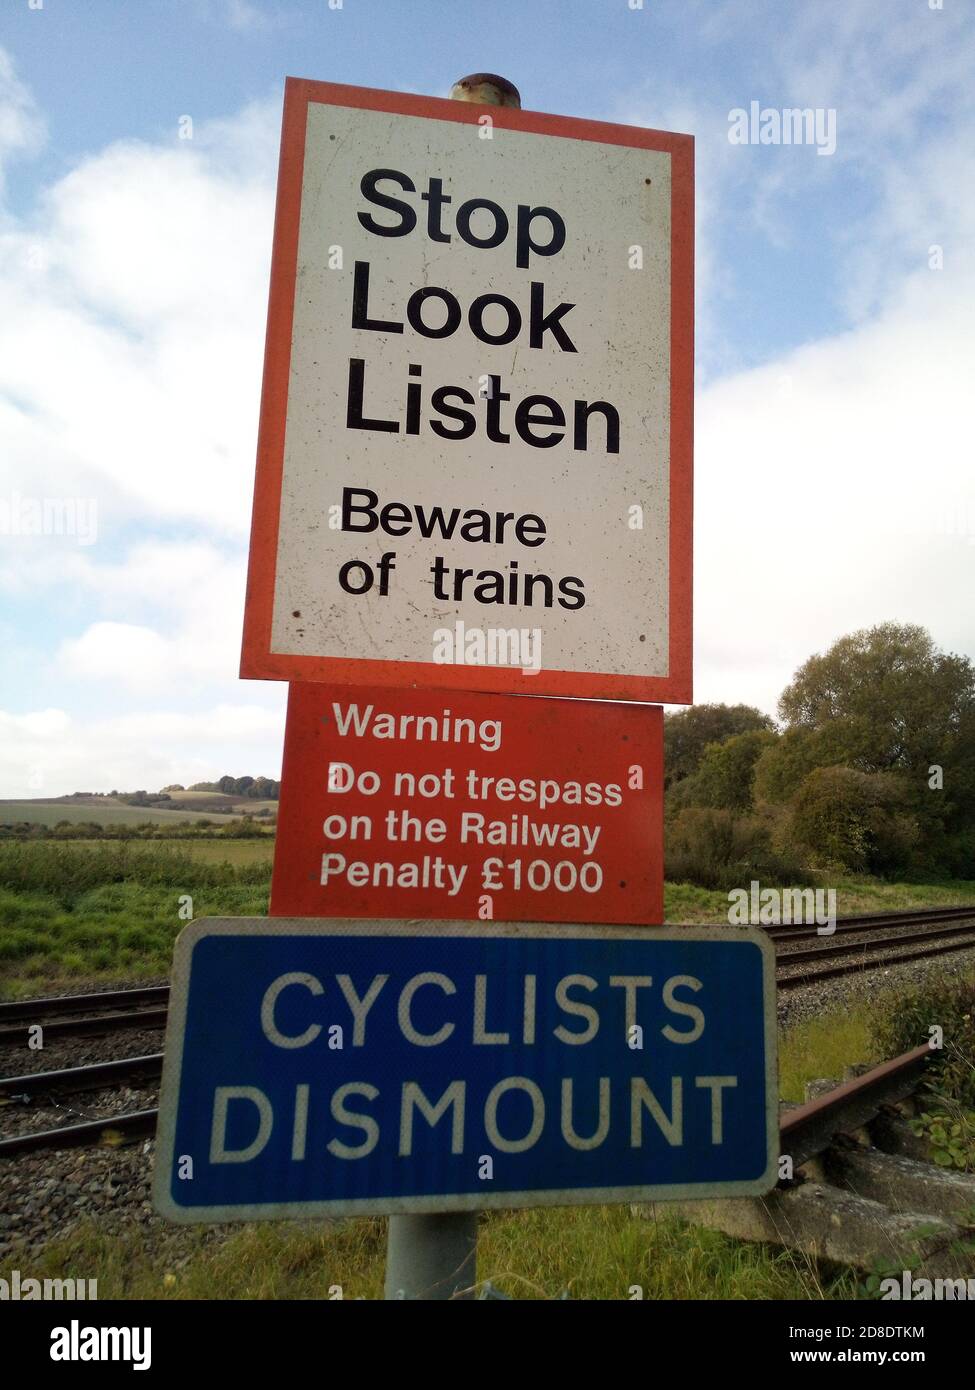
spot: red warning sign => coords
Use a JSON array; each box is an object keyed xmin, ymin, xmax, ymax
[{"xmin": 270, "ymin": 683, "xmax": 663, "ymax": 925}]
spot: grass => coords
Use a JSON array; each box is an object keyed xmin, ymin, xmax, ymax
[
  {"xmin": 778, "ymin": 1009, "xmax": 877, "ymax": 1103},
  {"xmin": 20, "ymin": 1202, "xmax": 856, "ymax": 1302},
  {"xmin": 64, "ymin": 838, "xmax": 276, "ymax": 865},
  {"xmin": 0, "ymin": 884, "xmax": 270, "ymax": 991},
  {"xmin": 827, "ymin": 878, "xmax": 975, "ymax": 914},
  {"xmin": 0, "ymin": 843, "xmax": 270, "ymax": 993},
  {"xmin": 664, "ymin": 877, "xmax": 975, "ymax": 924}
]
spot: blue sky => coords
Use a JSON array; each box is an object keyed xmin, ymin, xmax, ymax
[{"xmin": 1, "ymin": 0, "xmax": 973, "ymax": 795}]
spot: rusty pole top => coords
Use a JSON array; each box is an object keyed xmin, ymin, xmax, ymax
[{"xmin": 449, "ymin": 73, "xmax": 521, "ymax": 108}]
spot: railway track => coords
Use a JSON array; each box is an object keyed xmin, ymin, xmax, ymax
[
  {"xmin": 766, "ymin": 902, "xmax": 975, "ymax": 942},
  {"xmin": 779, "ymin": 1042, "xmax": 932, "ymax": 1167},
  {"xmin": 1, "ymin": 904, "xmax": 971, "ymax": 1040},
  {"xmin": 0, "ymin": 985, "xmax": 168, "ymax": 1045},
  {"xmin": 1, "ymin": 904, "xmax": 973, "ymax": 1157}
]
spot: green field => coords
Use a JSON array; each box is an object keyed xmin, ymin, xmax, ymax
[
  {"xmin": 2, "ymin": 838, "xmax": 975, "ymax": 993},
  {"xmin": 0, "ymin": 800, "xmax": 242, "ymax": 826},
  {"xmin": 66, "ymin": 838, "xmax": 276, "ymax": 864},
  {"xmin": 166, "ymin": 790, "xmax": 277, "ymax": 813}
]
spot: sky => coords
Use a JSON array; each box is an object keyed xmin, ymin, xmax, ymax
[{"xmin": 0, "ymin": 0, "xmax": 973, "ymax": 797}]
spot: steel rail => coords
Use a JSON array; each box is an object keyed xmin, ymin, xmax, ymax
[
  {"xmin": 767, "ymin": 909, "xmax": 975, "ymax": 944},
  {"xmin": 777, "ymin": 931, "xmax": 975, "ymax": 987},
  {"xmin": 0, "ymin": 985, "xmax": 169, "ymax": 1022},
  {"xmin": 0, "ymin": 1008, "xmax": 169, "ymax": 1046},
  {"xmin": 2, "ymin": 906, "xmax": 973, "ymax": 1022},
  {"xmin": 779, "ymin": 1043, "xmax": 932, "ymax": 1168},
  {"xmin": 768, "ymin": 904, "xmax": 975, "ymax": 936},
  {"xmin": 0, "ymin": 1108, "xmax": 159, "ymax": 1157},
  {"xmin": 0, "ymin": 1052, "xmax": 164, "ymax": 1100},
  {"xmin": 774, "ymin": 920, "xmax": 975, "ymax": 965},
  {"xmin": 0, "ymin": 1045, "xmax": 937, "ymax": 1161}
]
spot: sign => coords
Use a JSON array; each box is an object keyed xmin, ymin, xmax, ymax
[
  {"xmin": 270, "ymin": 682, "xmax": 663, "ymax": 924},
  {"xmin": 153, "ymin": 920, "xmax": 776, "ymax": 1222},
  {"xmin": 240, "ymin": 79, "xmax": 693, "ymax": 702}
]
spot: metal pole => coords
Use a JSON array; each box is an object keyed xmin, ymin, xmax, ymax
[
  {"xmin": 384, "ymin": 1212, "xmax": 478, "ymax": 1300},
  {"xmin": 382, "ymin": 71, "xmax": 521, "ymax": 1303}
]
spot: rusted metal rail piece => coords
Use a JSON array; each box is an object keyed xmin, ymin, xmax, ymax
[{"xmin": 779, "ymin": 1043, "xmax": 932, "ymax": 1169}]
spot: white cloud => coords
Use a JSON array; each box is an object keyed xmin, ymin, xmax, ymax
[
  {"xmin": 0, "ymin": 537, "xmax": 250, "ymax": 693},
  {"xmin": 222, "ymin": 0, "xmax": 272, "ymax": 33},
  {"xmin": 60, "ymin": 622, "xmax": 174, "ymax": 688},
  {"xmin": 694, "ymin": 259, "xmax": 975, "ymax": 714},
  {"xmin": 0, "ymin": 700, "xmax": 286, "ymax": 799},
  {"xmin": 0, "ymin": 47, "xmax": 44, "ymax": 195},
  {"xmin": 0, "ymin": 88, "xmax": 278, "ymax": 534},
  {"xmin": 614, "ymin": 3, "xmax": 975, "ymax": 714}
]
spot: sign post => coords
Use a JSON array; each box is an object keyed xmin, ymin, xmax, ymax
[
  {"xmin": 384, "ymin": 1215, "xmax": 477, "ymax": 1302},
  {"xmin": 153, "ymin": 72, "xmax": 715, "ymax": 1301}
]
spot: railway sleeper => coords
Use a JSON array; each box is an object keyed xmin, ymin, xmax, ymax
[
  {"xmin": 824, "ymin": 1135, "xmax": 975, "ymax": 1224},
  {"xmin": 655, "ymin": 1180, "xmax": 975, "ymax": 1279}
]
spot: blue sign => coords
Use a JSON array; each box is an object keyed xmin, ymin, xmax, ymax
[{"xmin": 154, "ymin": 920, "xmax": 777, "ymax": 1220}]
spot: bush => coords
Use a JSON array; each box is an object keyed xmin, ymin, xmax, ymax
[
  {"xmin": 790, "ymin": 765, "xmax": 918, "ymax": 875},
  {"xmin": 681, "ymin": 730, "xmax": 778, "ymax": 813},
  {"xmin": 665, "ymin": 807, "xmax": 811, "ymax": 891},
  {"xmin": 930, "ymin": 832, "xmax": 975, "ymax": 880},
  {"xmin": 869, "ymin": 974, "xmax": 975, "ymax": 1109},
  {"xmin": 663, "ymin": 703, "xmax": 775, "ymax": 787},
  {"xmin": 753, "ymin": 728, "xmax": 825, "ymax": 804}
]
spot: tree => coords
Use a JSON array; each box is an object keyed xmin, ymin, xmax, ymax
[
  {"xmin": 778, "ymin": 623, "xmax": 975, "ymax": 859},
  {"xmin": 663, "ymin": 704, "xmax": 776, "ymax": 787},
  {"xmin": 754, "ymin": 727, "xmax": 831, "ymax": 805},
  {"xmin": 248, "ymin": 776, "xmax": 280, "ymax": 799},
  {"xmin": 790, "ymin": 765, "xmax": 918, "ymax": 875},
  {"xmin": 692, "ymin": 729, "xmax": 778, "ymax": 812},
  {"xmin": 779, "ymin": 623, "xmax": 974, "ymax": 778}
]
